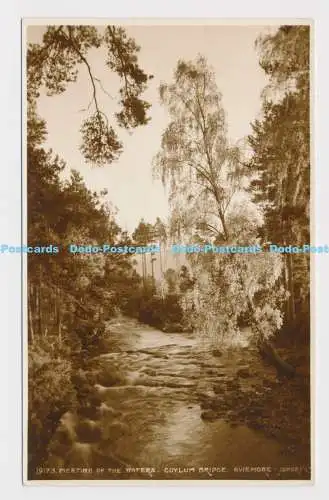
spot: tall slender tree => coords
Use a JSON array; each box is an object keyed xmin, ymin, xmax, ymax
[{"xmin": 153, "ymin": 55, "xmax": 243, "ymax": 243}]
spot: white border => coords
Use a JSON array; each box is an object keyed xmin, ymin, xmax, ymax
[{"xmin": 1, "ymin": 0, "xmax": 328, "ymax": 499}]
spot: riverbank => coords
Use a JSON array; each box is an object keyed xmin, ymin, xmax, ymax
[{"xmin": 197, "ymin": 345, "xmax": 310, "ymax": 469}]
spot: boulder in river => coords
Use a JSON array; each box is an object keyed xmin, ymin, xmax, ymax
[
  {"xmin": 200, "ymin": 399, "xmax": 214, "ymax": 410},
  {"xmin": 75, "ymin": 419, "xmax": 102, "ymax": 443},
  {"xmin": 99, "ymin": 402, "xmax": 121, "ymax": 418},
  {"xmin": 212, "ymin": 349, "xmax": 223, "ymax": 357},
  {"xmin": 102, "ymin": 420, "xmax": 130, "ymax": 441},
  {"xmin": 236, "ymin": 368, "xmax": 251, "ymax": 378},
  {"xmin": 248, "ymin": 418, "xmax": 265, "ymax": 430},
  {"xmin": 95, "ymin": 364, "xmax": 125, "ymax": 387},
  {"xmin": 249, "ymin": 405, "xmax": 265, "ymax": 416},
  {"xmin": 201, "ymin": 410, "xmax": 218, "ymax": 421},
  {"xmin": 226, "ymin": 379, "xmax": 240, "ymax": 390},
  {"xmin": 213, "ymin": 384, "xmax": 224, "ymax": 394},
  {"xmin": 143, "ymin": 368, "xmax": 157, "ymax": 376}
]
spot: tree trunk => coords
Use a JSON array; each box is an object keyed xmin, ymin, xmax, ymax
[
  {"xmin": 35, "ymin": 284, "xmax": 41, "ymax": 337},
  {"xmin": 159, "ymin": 245, "xmax": 165, "ymax": 299},
  {"xmin": 57, "ymin": 288, "xmax": 62, "ymax": 344},
  {"xmin": 258, "ymin": 340, "xmax": 295, "ymax": 378},
  {"xmin": 144, "ymin": 253, "xmax": 147, "ymax": 277},
  {"xmin": 28, "ymin": 285, "xmax": 34, "ymax": 344},
  {"xmin": 142, "ymin": 253, "xmax": 146, "ymax": 287},
  {"xmin": 219, "ymin": 211, "xmax": 229, "ymax": 241},
  {"xmin": 286, "ymin": 252, "xmax": 296, "ymax": 323}
]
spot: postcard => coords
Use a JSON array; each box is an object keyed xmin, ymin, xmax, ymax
[{"xmin": 22, "ymin": 18, "xmax": 312, "ymax": 484}]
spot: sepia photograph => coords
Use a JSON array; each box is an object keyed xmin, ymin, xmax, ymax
[{"xmin": 23, "ymin": 19, "xmax": 312, "ymax": 483}]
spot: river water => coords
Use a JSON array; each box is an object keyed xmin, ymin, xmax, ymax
[{"xmin": 39, "ymin": 318, "xmax": 310, "ymax": 481}]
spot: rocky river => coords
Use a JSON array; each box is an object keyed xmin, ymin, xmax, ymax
[{"xmin": 35, "ymin": 317, "xmax": 311, "ymax": 481}]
